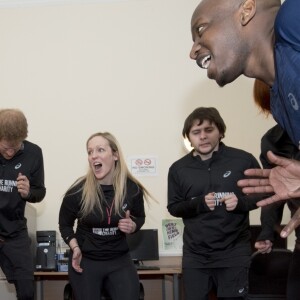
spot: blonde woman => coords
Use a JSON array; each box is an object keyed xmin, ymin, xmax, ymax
[{"xmin": 59, "ymin": 132, "xmax": 151, "ymax": 300}]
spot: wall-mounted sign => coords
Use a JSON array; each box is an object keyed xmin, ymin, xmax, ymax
[{"xmin": 127, "ymin": 155, "xmax": 158, "ymax": 177}]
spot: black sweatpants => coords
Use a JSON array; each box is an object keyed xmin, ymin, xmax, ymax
[
  {"xmin": 69, "ymin": 253, "xmax": 140, "ymax": 300},
  {"xmin": 0, "ymin": 232, "xmax": 34, "ymax": 300},
  {"xmin": 287, "ymin": 245, "xmax": 300, "ymax": 300},
  {"xmin": 183, "ymin": 267, "xmax": 247, "ymax": 300}
]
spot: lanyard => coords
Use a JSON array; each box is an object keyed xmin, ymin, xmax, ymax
[{"xmin": 106, "ymin": 198, "xmax": 115, "ymax": 225}]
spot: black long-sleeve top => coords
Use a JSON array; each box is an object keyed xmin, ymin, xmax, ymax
[
  {"xmin": 0, "ymin": 140, "xmax": 46, "ymax": 238},
  {"xmin": 258, "ymin": 125, "xmax": 300, "ymax": 244},
  {"xmin": 59, "ymin": 178, "xmax": 145, "ymax": 261},
  {"xmin": 168, "ymin": 143, "xmax": 262, "ymax": 268}
]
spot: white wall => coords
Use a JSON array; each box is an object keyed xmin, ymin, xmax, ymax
[{"xmin": 0, "ymin": 0, "xmax": 293, "ymax": 250}]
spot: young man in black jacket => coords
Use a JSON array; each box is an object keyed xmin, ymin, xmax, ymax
[
  {"xmin": 0, "ymin": 109, "xmax": 46, "ymax": 300},
  {"xmin": 167, "ymin": 107, "xmax": 262, "ymax": 300}
]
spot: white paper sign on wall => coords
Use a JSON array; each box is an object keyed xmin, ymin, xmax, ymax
[{"xmin": 127, "ymin": 155, "xmax": 158, "ymax": 177}]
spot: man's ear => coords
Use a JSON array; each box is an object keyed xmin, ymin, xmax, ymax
[{"xmin": 240, "ymin": 0, "xmax": 256, "ymax": 25}]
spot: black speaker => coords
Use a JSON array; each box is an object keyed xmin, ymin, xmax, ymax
[{"xmin": 35, "ymin": 231, "xmax": 57, "ymax": 271}]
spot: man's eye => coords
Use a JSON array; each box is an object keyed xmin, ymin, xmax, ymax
[{"xmin": 198, "ymin": 26, "xmax": 204, "ymax": 36}]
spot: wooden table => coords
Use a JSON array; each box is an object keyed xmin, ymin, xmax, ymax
[{"xmin": 34, "ymin": 267, "xmax": 182, "ymax": 300}]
